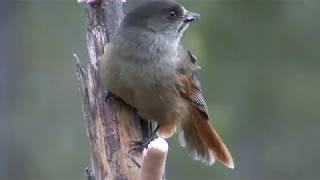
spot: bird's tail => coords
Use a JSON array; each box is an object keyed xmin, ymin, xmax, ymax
[{"xmin": 178, "ymin": 107, "xmax": 234, "ymax": 169}]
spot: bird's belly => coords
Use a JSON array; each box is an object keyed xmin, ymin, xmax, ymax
[
  {"xmin": 122, "ymin": 74, "xmax": 186, "ymax": 123},
  {"xmin": 105, "ymin": 58, "xmax": 188, "ymax": 125},
  {"xmin": 133, "ymin": 89, "xmax": 190, "ymax": 138},
  {"xmin": 131, "ymin": 82, "xmax": 181, "ymax": 124}
]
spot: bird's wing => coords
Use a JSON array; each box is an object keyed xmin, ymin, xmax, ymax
[
  {"xmin": 175, "ymin": 46, "xmax": 235, "ymax": 168},
  {"xmin": 176, "ymin": 46, "xmax": 209, "ymax": 119}
]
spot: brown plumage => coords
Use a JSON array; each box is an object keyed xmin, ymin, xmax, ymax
[
  {"xmin": 99, "ymin": 0, "xmax": 234, "ymax": 168},
  {"xmin": 175, "ymin": 70, "xmax": 234, "ymax": 168}
]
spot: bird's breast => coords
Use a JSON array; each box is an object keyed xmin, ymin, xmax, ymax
[{"xmin": 102, "ymin": 32, "xmax": 186, "ymax": 124}]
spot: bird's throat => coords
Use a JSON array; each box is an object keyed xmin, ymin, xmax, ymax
[{"xmin": 178, "ymin": 22, "xmax": 189, "ymax": 33}]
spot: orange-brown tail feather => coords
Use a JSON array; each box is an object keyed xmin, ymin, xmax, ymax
[{"xmin": 179, "ymin": 108, "xmax": 234, "ymax": 168}]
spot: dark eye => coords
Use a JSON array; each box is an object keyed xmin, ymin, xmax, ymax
[
  {"xmin": 168, "ymin": 10, "xmax": 177, "ymax": 18},
  {"xmin": 165, "ymin": 5, "xmax": 182, "ymax": 20}
]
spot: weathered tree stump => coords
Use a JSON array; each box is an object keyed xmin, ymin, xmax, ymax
[{"xmin": 75, "ymin": 0, "xmax": 148, "ymax": 179}]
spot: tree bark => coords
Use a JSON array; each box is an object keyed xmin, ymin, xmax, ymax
[{"xmin": 75, "ymin": 1, "xmax": 147, "ymax": 179}]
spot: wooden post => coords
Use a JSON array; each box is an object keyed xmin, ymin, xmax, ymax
[{"xmin": 74, "ymin": 0, "xmax": 147, "ymax": 179}]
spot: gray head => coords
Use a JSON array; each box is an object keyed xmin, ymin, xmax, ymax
[{"xmin": 122, "ymin": 0, "xmax": 200, "ymax": 37}]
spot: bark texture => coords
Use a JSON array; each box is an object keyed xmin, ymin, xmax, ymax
[{"xmin": 75, "ymin": 1, "xmax": 146, "ymax": 179}]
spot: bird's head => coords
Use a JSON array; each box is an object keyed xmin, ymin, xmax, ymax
[{"xmin": 122, "ymin": 0, "xmax": 200, "ymax": 38}]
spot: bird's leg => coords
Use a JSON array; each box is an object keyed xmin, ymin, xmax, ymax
[{"xmin": 129, "ymin": 124, "xmax": 160, "ymax": 153}]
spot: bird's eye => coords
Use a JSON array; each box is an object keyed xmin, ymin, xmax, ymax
[
  {"xmin": 166, "ymin": 6, "xmax": 182, "ymax": 20},
  {"xmin": 168, "ymin": 10, "xmax": 177, "ymax": 18},
  {"xmin": 168, "ymin": 10, "xmax": 178, "ymax": 19}
]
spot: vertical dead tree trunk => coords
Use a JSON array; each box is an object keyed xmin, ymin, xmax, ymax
[{"xmin": 75, "ymin": 0, "xmax": 147, "ymax": 179}]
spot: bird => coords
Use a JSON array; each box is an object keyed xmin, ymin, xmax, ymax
[{"xmin": 100, "ymin": 0, "xmax": 234, "ymax": 169}]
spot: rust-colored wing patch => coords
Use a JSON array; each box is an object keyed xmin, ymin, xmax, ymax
[{"xmin": 177, "ymin": 74, "xmax": 209, "ymax": 119}]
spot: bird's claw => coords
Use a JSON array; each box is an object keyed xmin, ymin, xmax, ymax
[{"xmin": 129, "ymin": 138, "xmax": 153, "ymax": 154}]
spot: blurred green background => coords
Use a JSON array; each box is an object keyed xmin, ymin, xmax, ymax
[{"xmin": 1, "ymin": 0, "xmax": 319, "ymax": 179}]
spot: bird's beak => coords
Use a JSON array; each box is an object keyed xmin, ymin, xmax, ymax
[{"xmin": 182, "ymin": 10, "xmax": 200, "ymax": 23}]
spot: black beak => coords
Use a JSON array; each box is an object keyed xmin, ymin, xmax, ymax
[{"xmin": 182, "ymin": 11, "xmax": 200, "ymax": 23}]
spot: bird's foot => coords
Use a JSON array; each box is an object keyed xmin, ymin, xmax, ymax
[
  {"xmin": 129, "ymin": 125, "xmax": 160, "ymax": 154},
  {"xmin": 128, "ymin": 154, "xmax": 142, "ymax": 168},
  {"xmin": 129, "ymin": 132, "xmax": 157, "ymax": 153}
]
